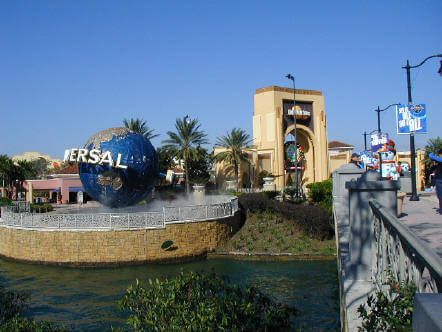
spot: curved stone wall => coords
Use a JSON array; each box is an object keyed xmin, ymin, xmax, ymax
[{"xmin": 0, "ymin": 212, "xmax": 241, "ymax": 266}]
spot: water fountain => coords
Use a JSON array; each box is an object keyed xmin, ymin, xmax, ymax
[{"xmin": 0, "ymin": 128, "xmax": 240, "ymax": 265}]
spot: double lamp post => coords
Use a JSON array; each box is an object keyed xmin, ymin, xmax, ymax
[{"xmin": 368, "ymin": 54, "xmax": 441, "ymax": 200}]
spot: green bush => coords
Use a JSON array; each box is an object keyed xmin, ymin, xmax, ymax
[
  {"xmin": 306, "ymin": 178, "xmax": 332, "ymax": 213},
  {"xmin": 238, "ymin": 193, "xmax": 333, "ymax": 240},
  {"xmin": 262, "ymin": 190, "xmax": 280, "ymax": 200},
  {"xmin": 30, "ymin": 204, "xmax": 54, "ymax": 213},
  {"xmin": 0, "ymin": 197, "xmax": 12, "ymax": 207},
  {"xmin": 358, "ymin": 274, "xmax": 416, "ymax": 331},
  {"xmin": 119, "ymin": 271, "xmax": 294, "ymax": 331},
  {"xmin": 0, "ymin": 284, "xmax": 66, "ymax": 331}
]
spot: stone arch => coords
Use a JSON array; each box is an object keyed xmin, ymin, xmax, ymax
[{"xmin": 284, "ymin": 124, "xmax": 317, "ymax": 185}]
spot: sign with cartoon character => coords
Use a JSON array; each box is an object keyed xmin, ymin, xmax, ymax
[{"xmin": 377, "ymin": 139, "xmax": 399, "ymax": 180}]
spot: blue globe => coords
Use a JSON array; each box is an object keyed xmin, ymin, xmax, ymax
[{"xmin": 78, "ymin": 127, "xmax": 158, "ymax": 208}]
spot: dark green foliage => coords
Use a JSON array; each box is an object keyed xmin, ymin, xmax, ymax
[
  {"xmin": 0, "ymin": 286, "xmax": 28, "ymax": 326},
  {"xmin": 187, "ymin": 147, "xmax": 212, "ymax": 185},
  {"xmin": 30, "ymin": 204, "xmax": 54, "ymax": 213},
  {"xmin": 120, "ymin": 271, "xmax": 294, "ymax": 331},
  {"xmin": 0, "ymin": 285, "xmax": 66, "ymax": 331},
  {"xmin": 262, "ymin": 190, "xmax": 280, "ymax": 200},
  {"xmin": 358, "ymin": 275, "xmax": 416, "ymax": 331},
  {"xmin": 238, "ymin": 193, "xmax": 334, "ymax": 240},
  {"xmin": 424, "ymin": 136, "xmax": 442, "ymax": 186},
  {"xmin": 306, "ymin": 178, "xmax": 333, "ymax": 214},
  {"xmin": 156, "ymin": 146, "xmax": 176, "ymax": 174},
  {"xmin": 0, "ymin": 197, "xmax": 12, "ymax": 207},
  {"xmin": 0, "ymin": 316, "xmax": 67, "ymax": 332}
]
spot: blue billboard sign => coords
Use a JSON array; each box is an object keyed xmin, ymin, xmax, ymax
[{"xmin": 396, "ymin": 104, "xmax": 427, "ymax": 134}]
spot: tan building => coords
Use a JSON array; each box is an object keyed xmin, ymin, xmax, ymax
[
  {"xmin": 328, "ymin": 141, "xmax": 355, "ymax": 175},
  {"xmin": 251, "ymin": 86, "xmax": 329, "ymax": 190},
  {"xmin": 395, "ymin": 149, "xmax": 426, "ymax": 191},
  {"xmin": 216, "ymin": 86, "xmax": 329, "ymax": 190},
  {"xmin": 12, "ymin": 151, "xmax": 62, "ymax": 169}
]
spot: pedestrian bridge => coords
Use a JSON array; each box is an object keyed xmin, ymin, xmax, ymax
[{"xmin": 333, "ymin": 164, "xmax": 442, "ymax": 332}]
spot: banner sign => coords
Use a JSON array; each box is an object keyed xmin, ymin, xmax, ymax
[
  {"xmin": 371, "ymin": 133, "xmax": 389, "ymax": 152},
  {"xmin": 396, "ymin": 104, "xmax": 427, "ymax": 134}
]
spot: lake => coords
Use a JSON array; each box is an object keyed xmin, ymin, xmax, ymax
[{"xmin": 0, "ymin": 258, "xmax": 339, "ymax": 331}]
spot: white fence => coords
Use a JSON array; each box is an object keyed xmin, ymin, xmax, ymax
[{"xmin": 1, "ymin": 197, "xmax": 239, "ymax": 230}]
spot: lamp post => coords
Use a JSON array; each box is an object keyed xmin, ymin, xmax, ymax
[
  {"xmin": 403, "ymin": 54, "xmax": 442, "ymax": 201},
  {"xmin": 285, "ymin": 73, "xmax": 299, "ymax": 198},
  {"xmin": 362, "ymin": 129, "xmax": 378, "ymax": 151},
  {"xmin": 374, "ymin": 103, "xmax": 400, "ymax": 133}
]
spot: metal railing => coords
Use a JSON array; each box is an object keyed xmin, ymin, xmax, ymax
[
  {"xmin": 369, "ymin": 200, "xmax": 442, "ymax": 293},
  {"xmin": 1, "ymin": 197, "xmax": 239, "ymax": 230}
]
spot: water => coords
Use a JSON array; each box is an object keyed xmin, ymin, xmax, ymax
[{"xmin": 0, "ymin": 258, "xmax": 339, "ymax": 331}]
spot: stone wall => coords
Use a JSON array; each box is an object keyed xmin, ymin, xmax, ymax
[{"xmin": 0, "ymin": 212, "xmax": 241, "ymax": 266}]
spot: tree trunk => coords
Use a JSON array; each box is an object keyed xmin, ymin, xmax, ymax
[
  {"xmin": 234, "ymin": 161, "xmax": 239, "ymax": 184},
  {"xmin": 185, "ymin": 158, "xmax": 190, "ymax": 194}
]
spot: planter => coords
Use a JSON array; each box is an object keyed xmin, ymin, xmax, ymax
[{"xmin": 262, "ymin": 177, "xmax": 276, "ymax": 192}]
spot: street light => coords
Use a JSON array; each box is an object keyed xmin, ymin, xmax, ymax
[
  {"xmin": 285, "ymin": 73, "xmax": 299, "ymax": 198},
  {"xmin": 402, "ymin": 54, "xmax": 442, "ymax": 201},
  {"xmin": 362, "ymin": 129, "xmax": 378, "ymax": 151},
  {"xmin": 374, "ymin": 103, "xmax": 400, "ymax": 133}
]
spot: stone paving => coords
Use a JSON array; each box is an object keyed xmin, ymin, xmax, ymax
[{"xmin": 400, "ymin": 192, "xmax": 442, "ymax": 258}]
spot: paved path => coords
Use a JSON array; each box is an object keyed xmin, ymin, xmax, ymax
[{"xmin": 400, "ymin": 193, "xmax": 442, "ymax": 258}]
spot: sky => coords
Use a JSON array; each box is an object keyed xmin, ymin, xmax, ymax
[{"xmin": 1, "ymin": 1, "xmax": 441, "ymax": 159}]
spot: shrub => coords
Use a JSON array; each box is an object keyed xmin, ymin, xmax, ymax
[
  {"xmin": 120, "ymin": 271, "xmax": 294, "ymax": 331},
  {"xmin": 262, "ymin": 190, "xmax": 280, "ymax": 200},
  {"xmin": 306, "ymin": 178, "xmax": 332, "ymax": 213},
  {"xmin": 238, "ymin": 193, "xmax": 333, "ymax": 240},
  {"xmin": 30, "ymin": 204, "xmax": 54, "ymax": 213},
  {"xmin": 358, "ymin": 274, "xmax": 416, "ymax": 331},
  {"xmin": 0, "ymin": 197, "xmax": 12, "ymax": 207},
  {"xmin": 0, "ymin": 284, "xmax": 66, "ymax": 331}
]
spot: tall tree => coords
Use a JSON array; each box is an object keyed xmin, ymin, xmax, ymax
[
  {"xmin": 215, "ymin": 128, "xmax": 252, "ymax": 183},
  {"xmin": 123, "ymin": 118, "xmax": 159, "ymax": 140},
  {"xmin": 0, "ymin": 155, "xmax": 13, "ymax": 196},
  {"xmin": 162, "ymin": 117, "xmax": 208, "ymax": 193},
  {"xmin": 424, "ymin": 136, "xmax": 442, "ymax": 185}
]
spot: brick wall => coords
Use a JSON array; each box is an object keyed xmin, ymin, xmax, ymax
[{"xmin": 0, "ymin": 212, "xmax": 241, "ymax": 266}]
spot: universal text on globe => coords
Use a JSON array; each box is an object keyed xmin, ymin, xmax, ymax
[{"xmin": 63, "ymin": 148, "xmax": 128, "ymax": 169}]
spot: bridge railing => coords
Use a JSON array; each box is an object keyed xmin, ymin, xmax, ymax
[
  {"xmin": 1, "ymin": 197, "xmax": 239, "ymax": 230},
  {"xmin": 369, "ymin": 199, "xmax": 442, "ymax": 293}
]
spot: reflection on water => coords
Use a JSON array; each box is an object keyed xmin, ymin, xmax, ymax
[{"xmin": 0, "ymin": 258, "xmax": 339, "ymax": 331}]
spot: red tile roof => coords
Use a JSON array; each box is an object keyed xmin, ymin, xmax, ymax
[
  {"xmin": 328, "ymin": 141, "xmax": 354, "ymax": 149},
  {"xmin": 53, "ymin": 163, "xmax": 79, "ymax": 174}
]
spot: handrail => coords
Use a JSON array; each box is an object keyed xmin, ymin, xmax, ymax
[{"xmin": 369, "ymin": 199, "xmax": 442, "ymax": 293}]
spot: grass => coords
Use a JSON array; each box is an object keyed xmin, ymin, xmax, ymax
[{"xmin": 217, "ymin": 210, "xmax": 336, "ymax": 255}]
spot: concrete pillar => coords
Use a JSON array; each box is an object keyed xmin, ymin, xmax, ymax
[
  {"xmin": 26, "ymin": 182, "xmax": 33, "ymax": 203},
  {"xmin": 332, "ymin": 164, "xmax": 365, "ymax": 208},
  {"xmin": 412, "ymin": 294, "xmax": 442, "ymax": 332},
  {"xmin": 345, "ymin": 171, "xmax": 400, "ymax": 280},
  {"xmin": 61, "ymin": 184, "xmax": 69, "ymax": 204}
]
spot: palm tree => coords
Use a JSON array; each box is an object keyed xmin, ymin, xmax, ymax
[
  {"xmin": 215, "ymin": 128, "xmax": 252, "ymax": 183},
  {"xmin": 123, "ymin": 118, "xmax": 159, "ymax": 140},
  {"xmin": 162, "ymin": 117, "xmax": 208, "ymax": 193}
]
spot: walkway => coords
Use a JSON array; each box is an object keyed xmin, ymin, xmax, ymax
[
  {"xmin": 335, "ymin": 192, "xmax": 441, "ymax": 331},
  {"xmin": 400, "ymin": 193, "xmax": 442, "ymax": 258}
]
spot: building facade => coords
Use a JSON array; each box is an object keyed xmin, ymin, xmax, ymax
[{"xmin": 252, "ymin": 86, "xmax": 329, "ymax": 190}]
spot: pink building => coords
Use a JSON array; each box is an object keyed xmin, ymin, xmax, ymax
[{"xmin": 24, "ymin": 164, "xmax": 84, "ymax": 204}]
